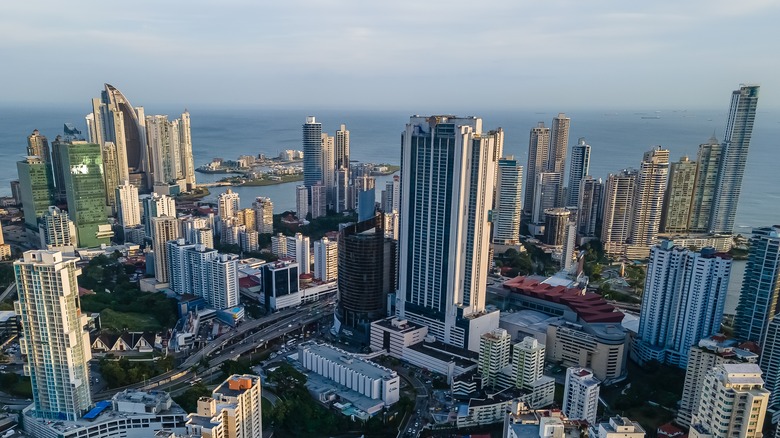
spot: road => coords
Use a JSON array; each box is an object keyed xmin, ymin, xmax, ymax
[
  {"xmin": 394, "ymin": 366, "xmax": 429, "ymax": 438},
  {"xmin": 91, "ymin": 299, "xmax": 334, "ymax": 400}
]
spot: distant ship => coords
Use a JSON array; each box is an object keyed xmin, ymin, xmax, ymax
[{"xmin": 641, "ymin": 111, "xmax": 662, "ymax": 119}]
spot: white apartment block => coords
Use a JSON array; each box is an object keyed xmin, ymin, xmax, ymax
[
  {"xmin": 186, "ymin": 374, "xmax": 262, "ymax": 438},
  {"xmin": 562, "ymin": 367, "xmax": 600, "ymax": 425},
  {"xmin": 478, "ymin": 328, "xmax": 512, "ymax": 388},
  {"xmin": 314, "ymin": 237, "xmax": 338, "ymax": 282},
  {"xmin": 116, "ymin": 180, "xmax": 141, "ymax": 227},
  {"xmin": 299, "ymin": 342, "xmax": 400, "ymax": 406}
]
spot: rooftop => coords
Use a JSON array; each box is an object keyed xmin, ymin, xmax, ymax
[
  {"xmin": 502, "ymin": 276, "xmax": 623, "ymax": 323},
  {"xmin": 214, "ymin": 374, "xmax": 261, "ymax": 398},
  {"xmin": 407, "ymin": 339, "xmax": 478, "ymax": 367},
  {"xmin": 300, "ymin": 342, "xmax": 397, "ymax": 381}
]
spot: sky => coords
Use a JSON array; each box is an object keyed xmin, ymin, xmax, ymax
[{"xmin": 1, "ymin": 0, "xmax": 778, "ymax": 110}]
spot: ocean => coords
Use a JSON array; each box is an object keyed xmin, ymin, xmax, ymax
[{"xmin": 0, "ymin": 105, "xmax": 777, "ymax": 230}]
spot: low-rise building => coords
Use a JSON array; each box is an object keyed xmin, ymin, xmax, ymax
[
  {"xmin": 595, "ymin": 417, "xmax": 646, "ymax": 438},
  {"xmin": 298, "ymin": 342, "xmax": 399, "ymax": 406}
]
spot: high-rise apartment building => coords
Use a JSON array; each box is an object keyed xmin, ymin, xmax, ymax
[
  {"xmin": 759, "ymin": 317, "xmax": 780, "ymax": 423},
  {"xmin": 38, "ymin": 206, "xmax": 77, "ymax": 249},
  {"xmin": 186, "ymin": 374, "xmax": 262, "ymax": 438},
  {"xmin": 271, "ymin": 233, "xmax": 287, "ymax": 257},
  {"xmin": 217, "ymin": 188, "xmax": 240, "ymax": 219},
  {"xmin": 286, "ymin": 233, "xmax": 311, "ymax": 274},
  {"xmin": 116, "ymin": 180, "xmax": 141, "ymax": 227},
  {"xmin": 562, "ymin": 367, "xmax": 600, "ymax": 425},
  {"xmin": 59, "ymin": 141, "xmax": 114, "ymax": 247},
  {"xmin": 512, "ymin": 337, "xmax": 546, "ymax": 390},
  {"xmin": 689, "ymin": 364, "xmax": 768, "ymax": 438},
  {"xmin": 313, "ymin": 237, "xmax": 338, "ymax": 282},
  {"xmin": 381, "ymin": 175, "xmax": 401, "ymax": 214},
  {"xmin": 397, "ymin": 116, "xmax": 500, "ymax": 351},
  {"xmin": 335, "ymin": 124, "xmax": 350, "ymax": 170},
  {"xmin": 601, "ymin": 169, "xmax": 637, "ymax": 256},
  {"xmin": 179, "ymin": 111, "xmax": 196, "ymax": 190},
  {"xmin": 14, "ymin": 250, "xmax": 92, "ymax": 421},
  {"xmin": 478, "ymin": 328, "xmax": 512, "ymax": 389},
  {"xmin": 493, "ymin": 157, "xmax": 523, "ymax": 245},
  {"xmin": 627, "ymin": 147, "xmax": 669, "ymax": 259},
  {"xmin": 549, "ymin": 113, "xmax": 570, "ymax": 205},
  {"xmin": 734, "ymin": 226, "xmax": 780, "ymax": 342},
  {"xmin": 710, "ymin": 84, "xmax": 760, "ymax": 234},
  {"xmin": 303, "ymin": 116, "xmax": 323, "ymax": 189},
  {"xmin": 566, "ymin": 137, "xmax": 590, "ymax": 208},
  {"xmin": 678, "ymin": 336, "xmax": 759, "ymax": 428},
  {"xmin": 235, "ymin": 208, "xmax": 256, "ymax": 231},
  {"xmin": 336, "ymin": 216, "xmax": 396, "ymax": 343},
  {"xmin": 27, "ymin": 129, "xmax": 51, "ymax": 165},
  {"xmin": 311, "ymin": 183, "xmax": 327, "ymax": 219},
  {"xmin": 633, "ymin": 241, "xmax": 731, "ymax": 368},
  {"xmin": 101, "ymin": 141, "xmax": 123, "ymax": 209},
  {"xmin": 168, "ymin": 241, "xmax": 239, "ymax": 310},
  {"xmin": 321, "ymin": 133, "xmax": 335, "ymax": 209},
  {"xmin": 151, "ymin": 216, "xmax": 181, "ymax": 284},
  {"xmin": 577, "ymin": 176, "xmax": 603, "ymax": 243},
  {"xmin": 252, "ymin": 197, "xmax": 273, "ymax": 234},
  {"xmin": 661, "ymin": 156, "xmax": 697, "ymax": 233},
  {"xmin": 688, "ymin": 137, "xmax": 722, "ymax": 233},
  {"xmin": 295, "ymin": 185, "xmax": 309, "ymax": 219},
  {"xmin": 238, "ymin": 227, "xmax": 259, "ymax": 253},
  {"xmin": 142, "ymin": 193, "xmax": 176, "ymax": 238},
  {"xmin": 543, "ymin": 208, "xmax": 570, "ymax": 247},
  {"xmin": 524, "ymin": 122, "xmax": 550, "ymax": 215},
  {"xmin": 532, "ymin": 172, "xmax": 563, "ymax": 225},
  {"xmin": 17, "ymin": 155, "xmax": 55, "ymax": 230}
]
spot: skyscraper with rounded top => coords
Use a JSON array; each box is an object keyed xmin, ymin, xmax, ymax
[{"xmin": 303, "ymin": 116, "xmax": 323, "ymax": 188}]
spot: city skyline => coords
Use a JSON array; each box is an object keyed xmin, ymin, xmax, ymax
[{"xmin": 0, "ymin": 2, "xmax": 777, "ymax": 110}]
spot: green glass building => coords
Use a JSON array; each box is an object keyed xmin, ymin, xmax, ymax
[
  {"xmin": 59, "ymin": 142, "xmax": 113, "ymax": 247},
  {"xmin": 16, "ymin": 156, "xmax": 55, "ymax": 230}
]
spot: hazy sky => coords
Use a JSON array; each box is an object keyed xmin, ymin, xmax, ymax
[{"xmin": 2, "ymin": 0, "xmax": 778, "ymax": 110}]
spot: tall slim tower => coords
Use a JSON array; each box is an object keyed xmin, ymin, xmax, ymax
[
  {"xmin": 549, "ymin": 113, "xmax": 570, "ymax": 206},
  {"xmin": 152, "ymin": 216, "xmax": 181, "ymax": 284},
  {"xmin": 709, "ymin": 84, "xmax": 760, "ymax": 234},
  {"xmin": 601, "ymin": 170, "xmax": 637, "ymax": 256},
  {"xmin": 335, "ymin": 124, "xmax": 350, "ymax": 170},
  {"xmin": 688, "ymin": 137, "xmax": 722, "ymax": 233},
  {"xmin": 179, "ymin": 110, "xmax": 196, "ymax": 190},
  {"xmin": 116, "ymin": 180, "xmax": 141, "ymax": 227},
  {"xmin": 512, "ymin": 336, "xmax": 546, "ymax": 390},
  {"xmin": 532, "ymin": 172, "xmax": 562, "ymax": 225},
  {"xmin": 661, "ymin": 156, "xmax": 697, "ymax": 233},
  {"xmin": 217, "ymin": 189, "xmax": 240, "ymax": 219},
  {"xmin": 577, "ymin": 176, "xmax": 603, "ymax": 242},
  {"xmin": 492, "ymin": 157, "xmax": 523, "ymax": 245},
  {"xmin": 478, "ymin": 328, "xmax": 511, "ymax": 389},
  {"xmin": 627, "ymin": 147, "xmax": 669, "ymax": 259},
  {"xmin": 14, "ymin": 250, "xmax": 92, "ymax": 421},
  {"xmin": 16, "ymin": 156, "xmax": 55, "ymax": 231},
  {"xmin": 302, "ymin": 116, "xmax": 323, "ymax": 188},
  {"xmin": 397, "ymin": 116, "xmax": 499, "ymax": 351},
  {"xmin": 313, "ymin": 237, "xmax": 338, "ymax": 282},
  {"xmin": 567, "ymin": 137, "xmax": 590, "ymax": 208},
  {"xmin": 633, "ymin": 241, "xmax": 732, "ymax": 368},
  {"xmin": 59, "ymin": 142, "xmax": 114, "ymax": 247},
  {"xmin": 733, "ymin": 226, "xmax": 780, "ymax": 343},
  {"xmin": 321, "ymin": 133, "xmax": 335, "ymax": 209},
  {"xmin": 759, "ymin": 317, "xmax": 780, "ymax": 423},
  {"xmin": 524, "ymin": 122, "xmax": 550, "ymax": 215},
  {"xmin": 142, "ymin": 193, "xmax": 176, "ymax": 238}
]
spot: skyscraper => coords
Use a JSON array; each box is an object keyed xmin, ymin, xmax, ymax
[
  {"xmin": 661, "ymin": 156, "xmax": 697, "ymax": 233},
  {"xmin": 548, "ymin": 113, "xmax": 570, "ymax": 205},
  {"xmin": 16, "ymin": 155, "xmax": 55, "ymax": 230},
  {"xmin": 512, "ymin": 337, "xmax": 546, "ymax": 391},
  {"xmin": 627, "ymin": 147, "xmax": 669, "ymax": 259},
  {"xmin": 151, "ymin": 216, "xmax": 181, "ymax": 284},
  {"xmin": 186, "ymin": 374, "xmax": 262, "ymax": 438},
  {"xmin": 633, "ymin": 241, "xmax": 732, "ymax": 368},
  {"xmin": 492, "ymin": 157, "xmax": 523, "ymax": 245},
  {"xmin": 336, "ymin": 216, "xmax": 396, "ymax": 343},
  {"xmin": 142, "ymin": 193, "xmax": 176, "ymax": 239},
  {"xmin": 709, "ymin": 85, "xmax": 760, "ymax": 234},
  {"xmin": 524, "ymin": 122, "xmax": 550, "ymax": 215},
  {"xmin": 335, "ymin": 124, "xmax": 350, "ymax": 170},
  {"xmin": 286, "ymin": 233, "xmax": 311, "ymax": 274},
  {"xmin": 321, "ymin": 133, "xmax": 335, "ymax": 208},
  {"xmin": 116, "ymin": 180, "xmax": 141, "ymax": 227},
  {"xmin": 38, "ymin": 206, "xmax": 77, "ymax": 249},
  {"xmin": 310, "ymin": 183, "xmax": 327, "ymax": 219},
  {"xmin": 532, "ymin": 172, "xmax": 562, "ymax": 225},
  {"xmin": 733, "ymin": 226, "xmax": 780, "ymax": 343},
  {"xmin": 295, "ymin": 185, "xmax": 309, "ymax": 219},
  {"xmin": 27, "ymin": 129, "xmax": 51, "ymax": 164},
  {"xmin": 168, "ymin": 241, "xmax": 239, "ymax": 310},
  {"xmin": 689, "ymin": 364, "xmax": 769, "ymax": 438},
  {"xmin": 478, "ymin": 328, "xmax": 512, "ymax": 389},
  {"xmin": 562, "ymin": 367, "xmax": 600, "ymax": 425},
  {"xmin": 567, "ymin": 137, "xmax": 591, "ymax": 208},
  {"xmin": 577, "ymin": 176, "xmax": 603, "ymax": 243},
  {"xmin": 543, "ymin": 208, "xmax": 570, "ymax": 246},
  {"xmin": 217, "ymin": 188, "xmax": 240, "ymax": 219},
  {"xmin": 179, "ymin": 110, "xmax": 196, "ymax": 190},
  {"xmin": 59, "ymin": 141, "xmax": 113, "ymax": 247},
  {"xmin": 302, "ymin": 116, "xmax": 323, "ymax": 188},
  {"xmin": 601, "ymin": 170, "xmax": 637, "ymax": 256},
  {"xmin": 397, "ymin": 116, "xmax": 500, "ymax": 351},
  {"xmin": 252, "ymin": 197, "xmax": 273, "ymax": 234},
  {"xmin": 688, "ymin": 137, "xmax": 722, "ymax": 233},
  {"xmin": 87, "ymin": 84, "xmax": 145, "ymax": 191},
  {"xmin": 758, "ymin": 317, "xmax": 780, "ymax": 423},
  {"xmin": 14, "ymin": 250, "xmax": 92, "ymax": 421},
  {"xmin": 313, "ymin": 237, "xmax": 338, "ymax": 282}
]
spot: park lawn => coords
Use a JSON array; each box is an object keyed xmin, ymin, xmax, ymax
[{"xmin": 100, "ymin": 308, "xmax": 164, "ymax": 332}]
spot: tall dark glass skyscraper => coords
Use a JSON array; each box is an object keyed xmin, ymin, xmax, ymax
[
  {"xmin": 734, "ymin": 226, "xmax": 780, "ymax": 343},
  {"xmin": 709, "ymin": 84, "xmax": 759, "ymax": 234},
  {"xmin": 302, "ymin": 116, "xmax": 323, "ymax": 188}
]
